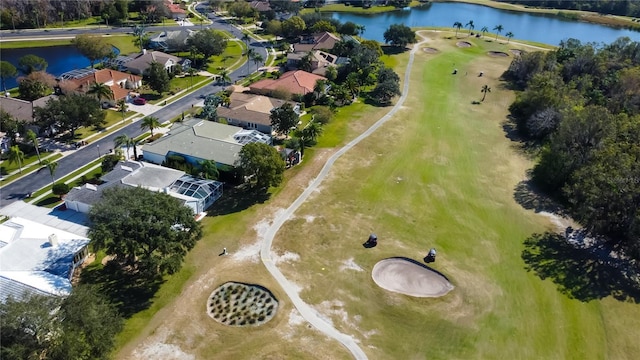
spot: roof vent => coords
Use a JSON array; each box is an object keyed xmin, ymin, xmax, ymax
[
  {"xmin": 48, "ymin": 234, "xmax": 59, "ymax": 247},
  {"xmin": 121, "ymin": 165, "xmax": 133, "ymax": 172},
  {"xmin": 85, "ymin": 183, "xmax": 97, "ymax": 191}
]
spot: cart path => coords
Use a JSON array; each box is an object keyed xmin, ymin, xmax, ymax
[{"xmin": 259, "ymin": 33, "xmax": 428, "ymax": 360}]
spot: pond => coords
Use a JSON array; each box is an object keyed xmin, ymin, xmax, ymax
[
  {"xmin": 1, "ymin": 45, "xmax": 119, "ymax": 90},
  {"xmin": 330, "ymin": 2, "xmax": 640, "ymax": 45}
]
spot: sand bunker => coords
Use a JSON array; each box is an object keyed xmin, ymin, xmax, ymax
[
  {"xmin": 372, "ymin": 258, "xmax": 454, "ymax": 297},
  {"xmin": 487, "ymin": 51, "xmax": 509, "ymax": 57},
  {"xmin": 423, "ymin": 47, "xmax": 439, "ymax": 54},
  {"xmin": 509, "ymin": 49, "xmax": 523, "ymax": 56},
  {"xmin": 456, "ymin": 41, "xmax": 472, "ymax": 48}
]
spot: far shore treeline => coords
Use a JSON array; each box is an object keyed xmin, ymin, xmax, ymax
[{"xmin": 503, "ymin": 36, "xmax": 640, "ymax": 259}]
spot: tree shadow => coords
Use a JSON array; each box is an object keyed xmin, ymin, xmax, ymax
[
  {"xmin": 513, "ymin": 179, "xmax": 569, "ymax": 217},
  {"xmin": 207, "ymin": 185, "xmax": 271, "ymax": 216},
  {"xmin": 522, "ymin": 232, "xmax": 640, "ymax": 303},
  {"xmin": 382, "ymin": 46, "xmax": 407, "ymax": 55},
  {"xmin": 79, "ymin": 260, "xmax": 163, "ymax": 318}
]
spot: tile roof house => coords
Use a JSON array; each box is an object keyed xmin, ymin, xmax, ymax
[
  {"xmin": 61, "ymin": 69, "xmax": 142, "ymax": 107},
  {"xmin": 125, "ymin": 49, "xmax": 191, "ymax": 75},
  {"xmin": 249, "ymin": 70, "xmax": 327, "ymax": 97},
  {"xmin": 64, "ymin": 160, "xmax": 223, "ymax": 215},
  {"xmin": 293, "ymin": 31, "xmax": 341, "ymax": 52},
  {"xmin": 142, "ymin": 118, "xmax": 272, "ymax": 169},
  {"xmin": 217, "ymin": 92, "xmax": 300, "ymax": 135},
  {"xmin": 0, "ymin": 217, "xmax": 90, "ymax": 302},
  {"xmin": 149, "ymin": 29, "xmax": 196, "ymax": 52},
  {"xmin": 286, "ymin": 50, "xmax": 339, "ymax": 76},
  {"xmin": 166, "ymin": 0, "xmax": 187, "ymax": 19}
]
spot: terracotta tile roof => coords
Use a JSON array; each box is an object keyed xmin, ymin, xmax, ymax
[
  {"xmin": 166, "ymin": 0, "xmax": 186, "ymax": 14},
  {"xmin": 66, "ymin": 69, "xmax": 141, "ymax": 99},
  {"xmin": 217, "ymin": 93, "xmax": 294, "ymax": 126},
  {"xmin": 249, "ymin": 70, "xmax": 326, "ymax": 96}
]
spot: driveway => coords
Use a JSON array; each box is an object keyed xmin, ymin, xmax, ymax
[{"xmin": 130, "ymin": 102, "xmax": 163, "ymax": 116}]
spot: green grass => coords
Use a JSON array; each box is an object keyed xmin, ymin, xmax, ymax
[
  {"xmin": 74, "ymin": 110, "xmax": 136, "ymax": 139},
  {"xmin": 207, "ymin": 40, "xmax": 244, "ymax": 73},
  {"xmin": 28, "ymin": 158, "xmax": 102, "ymax": 201},
  {"xmin": 315, "ymin": 102, "xmax": 368, "ymax": 148},
  {"xmin": 0, "ymin": 153, "xmax": 63, "ymax": 184},
  {"xmin": 0, "ymin": 39, "xmax": 73, "ymax": 49},
  {"xmin": 105, "ymin": 35, "xmax": 142, "ymax": 55},
  {"xmin": 302, "ymin": 1, "xmax": 423, "ymax": 14}
]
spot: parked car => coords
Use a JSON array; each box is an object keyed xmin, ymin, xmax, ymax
[{"xmin": 133, "ymin": 97, "xmax": 147, "ymax": 105}]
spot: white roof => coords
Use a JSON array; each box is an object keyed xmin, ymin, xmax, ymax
[{"xmin": 0, "ymin": 217, "xmax": 90, "ymax": 301}]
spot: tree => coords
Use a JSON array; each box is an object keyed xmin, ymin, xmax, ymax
[
  {"xmin": 114, "ymin": 134, "xmax": 137, "ymax": 160},
  {"xmin": 270, "ymin": 103, "xmax": 299, "ymax": 137},
  {"xmin": 73, "ymin": 34, "xmax": 114, "ymax": 68},
  {"xmin": 140, "ymin": 116, "xmax": 161, "ymax": 136},
  {"xmin": 338, "ymin": 21, "xmax": 359, "ymax": 36},
  {"xmin": 236, "ymin": 142, "xmax": 285, "ymax": 189},
  {"xmin": 302, "ymin": 120, "xmax": 323, "ymax": 143},
  {"xmin": 87, "ymin": 82, "xmax": 114, "ymax": 104},
  {"xmin": 218, "ymin": 68, "xmax": 231, "ymax": 85},
  {"xmin": 241, "ymin": 32, "xmax": 251, "ymax": 47},
  {"xmin": 43, "ymin": 159, "xmax": 58, "ymax": 185},
  {"xmin": 481, "ymin": 26, "xmax": 489, "ymax": 38},
  {"xmin": 466, "ymin": 20, "xmax": 475, "ymax": 35},
  {"xmin": 371, "ymin": 79, "xmax": 401, "ymax": 105},
  {"xmin": 132, "ymin": 24, "xmax": 147, "ymax": 52},
  {"xmin": 311, "ymin": 106, "xmax": 333, "ymax": 125},
  {"xmin": 310, "ymin": 20, "xmax": 336, "ymax": 34},
  {"xmin": 265, "ymin": 20, "xmax": 283, "ymax": 37},
  {"xmin": 325, "ymin": 66, "xmax": 338, "ymax": 82},
  {"xmin": 144, "ymin": 61, "xmax": 170, "ymax": 94},
  {"xmin": 25, "ymin": 129, "xmax": 41, "ymax": 164},
  {"xmin": 17, "ymin": 54, "xmax": 47, "ymax": 74},
  {"xmin": 197, "ymin": 159, "xmax": 219, "ymax": 180},
  {"xmin": 7, "ymin": 145, "xmax": 24, "ymax": 173},
  {"xmin": 17, "ymin": 71, "xmax": 55, "ymax": 101},
  {"xmin": 383, "ymin": 24, "xmax": 417, "ymax": 48},
  {"xmin": 201, "ymin": 95, "xmax": 222, "ymax": 121},
  {"xmin": 186, "ymin": 29, "xmax": 227, "ymax": 62},
  {"xmin": 252, "ymin": 52, "xmax": 264, "ymax": 72},
  {"xmin": 117, "ymin": 99, "xmax": 128, "ymax": 122},
  {"xmin": 361, "ymin": 39, "xmax": 384, "ymax": 57},
  {"xmin": 481, "ymin": 84, "xmax": 491, "ymax": 101},
  {"xmin": 453, "ymin": 21, "xmax": 463, "ymax": 37},
  {"xmin": 34, "ymin": 94, "xmax": 105, "ymax": 138},
  {"xmin": 506, "ymin": 31, "xmax": 514, "ymax": 43},
  {"xmin": 282, "ymin": 16, "xmax": 306, "ymax": 38},
  {"xmin": 52, "ymin": 183, "xmax": 70, "ymax": 198},
  {"xmin": 0, "ymin": 110, "xmax": 23, "ymax": 144},
  {"xmin": 494, "ymin": 24, "xmax": 504, "ymax": 40},
  {"xmin": 89, "ymin": 187, "xmax": 203, "ymax": 275},
  {"xmin": 0, "ymin": 61, "xmax": 17, "ymax": 92}
]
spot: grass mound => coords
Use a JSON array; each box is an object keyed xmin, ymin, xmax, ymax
[{"xmin": 207, "ymin": 282, "xmax": 278, "ymax": 327}]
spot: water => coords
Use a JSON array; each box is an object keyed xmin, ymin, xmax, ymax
[
  {"xmin": 0, "ymin": 45, "xmax": 119, "ymax": 90},
  {"xmin": 331, "ymin": 2, "xmax": 640, "ymax": 45}
]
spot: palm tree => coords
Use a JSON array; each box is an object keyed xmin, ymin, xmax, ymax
[
  {"xmin": 187, "ymin": 67, "xmax": 197, "ymax": 88},
  {"xmin": 117, "ymin": 99, "xmax": 128, "ymax": 122},
  {"xmin": 453, "ymin": 22, "xmax": 463, "ymax": 37},
  {"xmin": 481, "ymin": 84, "xmax": 491, "ymax": 102},
  {"xmin": 140, "ymin": 116, "xmax": 161, "ymax": 137},
  {"xmin": 87, "ymin": 82, "xmax": 114, "ymax": 105},
  {"xmin": 245, "ymin": 48, "xmax": 256, "ymax": 73},
  {"xmin": 356, "ymin": 24, "xmax": 366, "ymax": 36},
  {"xmin": 114, "ymin": 134, "xmax": 134, "ymax": 160},
  {"xmin": 43, "ymin": 159, "xmax": 58, "ymax": 185},
  {"xmin": 251, "ymin": 53, "xmax": 263, "ymax": 72},
  {"xmin": 494, "ymin": 24, "xmax": 504, "ymax": 41},
  {"xmin": 133, "ymin": 24, "xmax": 146, "ymax": 52},
  {"xmin": 241, "ymin": 32, "xmax": 251, "ymax": 47},
  {"xmin": 506, "ymin": 31, "xmax": 514, "ymax": 43},
  {"xmin": 480, "ymin": 26, "xmax": 489, "ymax": 38},
  {"xmin": 218, "ymin": 69, "xmax": 231, "ymax": 85},
  {"xmin": 7, "ymin": 145, "xmax": 24, "ymax": 173},
  {"xmin": 302, "ymin": 121, "xmax": 323, "ymax": 143},
  {"xmin": 25, "ymin": 129, "xmax": 41, "ymax": 164},
  {"xmin": 466, "ymin": 20, "xmax": 474, "ymax": 36}
]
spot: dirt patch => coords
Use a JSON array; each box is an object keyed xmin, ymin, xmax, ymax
[
  {"xmin": 456, "ymin": 41, "xmax": 472, "ymax": 48},
  {"xmin": 488, "ymin": 51, "xmax": 509, "ymax": 57},
  {"xmin": 509, "ymin": 49, "xmax": 523, "ymax": 56},
  {"xmin": 207, "ymin": 282, "xmax": 278, "ymax": 327},
  {"xmin": 372, "ymin": 258, "xmax": 454, "ymax": 297},
  {"xmin": 423, "ymin": 47, "xmax": 439, "ymax": 54}
]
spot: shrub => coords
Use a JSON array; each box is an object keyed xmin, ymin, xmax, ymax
[{"xmin": 52, "ymin": 183, "xmax": 70, "ymax": 198}]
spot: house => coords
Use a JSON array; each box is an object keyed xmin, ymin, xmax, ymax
[
  {"xmin": 64, "ymin": 160, "xmax": 223, "ymax": 215},
  {"xmin": 249, "ymin": 1, "xmax": 272, "ymax": 12},
  {"xmin": 60, "ymin": 69, "xmax": 142, "ymax": 107},
  {"xmin": 166, "ymin": 0, "xmax": 187, "ymax": 19},
  {"xmin": 0, "ymin": 217, "xmax": 90, "ymax": 302},
  {"xmin": 249, "ymin": 70, "xmax": 327, "ymax": 97},
  {"xmin": 125, "ymin": 49, "xmax": 191, "ymax": 75},
  {"xmin": 0, "ymin": 94, "xmax": 56, "ymax": 124},
  {"xmin": 286, "ymin": 50, "xmax": 340, "ymax": 75},
  {"xmin": 142, "ymin": 118, "xmax": 272, "ymax": 169},
  {"xmin": 293, "ymin": 31, "xmax": 341, "ymax": 52},
  {"xmin": 217, "ymin": 92, "xmax": 300, "ymax": 135},
  {"xmin": 149, "ymin": 29, "xmax": 196, "ymax": 51}
]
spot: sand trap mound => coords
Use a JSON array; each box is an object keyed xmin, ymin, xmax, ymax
[
  {"xmin": 488, "ymin": 51, "xmax": 509, "ymax": 57},
  {"xmin": 509, "ymin": 49, "xmax": 523, "ymax": 56},
  {"xmin": 423, "ymin": 47, "xmax": 439, "ymax": 54},
  {"xmin": 456, "ymin": 41, "xmax": 472, "ymax": 48},
  {"xmin": 372, "ymin": 258, "xmax": 454, "ymax": 297}
]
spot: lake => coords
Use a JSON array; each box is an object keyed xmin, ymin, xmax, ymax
[{"xmin": 330, "ymin": 2, "xmax": 640, "ymax": 45}]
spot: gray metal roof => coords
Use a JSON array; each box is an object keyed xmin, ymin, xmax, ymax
[
  {"xmin": 143, "ymin": 120, "xmax": 247, "ymax": 166},
  {"xmin": 122, "ymin": 164, "xmax": 184, "ymax": 190},
  {"xmin": 100, "ymin": 161, "xmax": 142, "ymax": 182}
]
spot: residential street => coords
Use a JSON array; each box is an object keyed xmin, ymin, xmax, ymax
[{"xmin": 0, "ymin": 14, "xmax": 268, "ymax": 209}]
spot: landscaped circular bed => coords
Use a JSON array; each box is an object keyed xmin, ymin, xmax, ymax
[
  {"xmin": 487, "ymin": 51, "xmax": 509, "ymax": 57},
  {"xmin": 207, "ymin": 282, "xmax": 278, "ymax": 327},
  {"xmin": 456, "ymin": 41, "xmax": 472, "ymax": 48},
  {"xmin": 372, "ymin": 258, "xmax": 454, "ymax": 298}
]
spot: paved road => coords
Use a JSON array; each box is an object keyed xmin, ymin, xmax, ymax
[
  {"xmin": 259, "ymin": 33, "xmax": 426, "ymax": 360},
  {"xmin": 0, "ymin": 13, "xmax": 268, "ymax": 209}
]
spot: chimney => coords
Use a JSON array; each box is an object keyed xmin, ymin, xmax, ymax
[{"xmin": 48, "ymin": 234, "xmax": 59, "ymax": 247}]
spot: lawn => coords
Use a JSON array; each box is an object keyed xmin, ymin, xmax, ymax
[
  {"xmin": 74, "ymin": 109, "xmax": 136, "ymax": 140},
  {"xmin": 113, "ymin": 31, "xmax": 640, "ymax": 359},
  {"xmin": 207, "ymin": 40, "xmax": 245, "ymax": 73},
  {"xmin": 302, "ymin": 1, "xmax": 423, "ymax": 14},
  {"xmin": 105, "ymin": 34, "xmax": 142, "ymax": 55}
]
